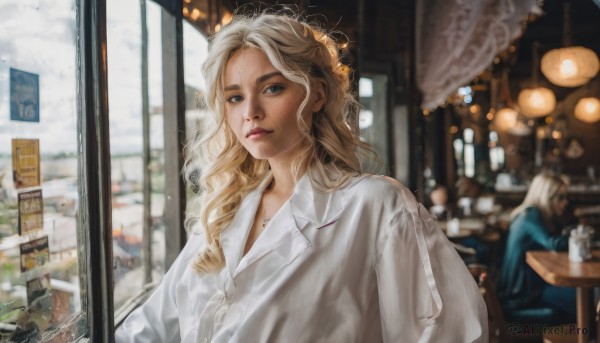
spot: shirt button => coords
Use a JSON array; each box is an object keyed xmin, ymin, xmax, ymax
[{"xmin": 198, "ymin": 338, "xmax": 208, "ymax": 343}]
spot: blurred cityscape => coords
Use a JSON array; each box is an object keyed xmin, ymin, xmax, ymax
[{"xmin": 0, "ymin": 152, "xmax": 166, "ymax": 337}]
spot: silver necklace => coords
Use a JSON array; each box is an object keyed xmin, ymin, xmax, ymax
[{"xmin": 261, "ymin": 181, "xmax": 274, "ymax": 229}]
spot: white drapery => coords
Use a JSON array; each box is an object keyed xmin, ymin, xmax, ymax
[{"xmin": 416, "ymin": 0, "xmax": 540, "ymax": 110}]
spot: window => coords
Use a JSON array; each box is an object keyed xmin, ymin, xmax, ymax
[
  {"xmin": 106, "ymin": 0, "xmax": 167, "ymax": 313},
  {"xmin": 183, "ymin": 19, "xmax": 209, "ymax": 202},
  {"xmin": 0, "ymin": 0, "xmax": 86, "ymax": 340},
  {"xmin": 1, "ymin": 0, "xmax": 232, "ymax": 339},
  {"xmin": 359, "ymin": 75, "xmax": 390, "ymax": 174},
  {"xmin": 489, "ymin": 131, "xmax": 505, "ymax": 172},
  {"xmin": 464, "ymin": 128, "xmax": 475, "ymax": 177}
]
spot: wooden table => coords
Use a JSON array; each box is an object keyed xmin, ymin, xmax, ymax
[
  {"xmin": 436, "ymin": 218, "xmax": 486, "ymax": 240},
  {"xmin": 526, "ymin": 250, "xmax": 600, "ymax": 343}
]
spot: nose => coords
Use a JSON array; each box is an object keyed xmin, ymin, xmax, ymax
[{"xmin": 242, "ymin": 95, "xmax": 263, "ymax": 121}]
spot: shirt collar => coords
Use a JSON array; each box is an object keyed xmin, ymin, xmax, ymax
[
  {"xmin": 289, "ymin": 170, "xmax": 346, "ymax": 229},
  {"xmin": 220, "ymin": 167, "xmax": 349, "ymax": 280},
  {"xmin": 220, "ymin": 174, "xmax": 273, "ymax": 280}
]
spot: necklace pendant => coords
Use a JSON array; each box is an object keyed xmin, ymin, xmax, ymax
[{"xmin": 262, "ymin": 218, "xmax": 270, "ymax": 229}]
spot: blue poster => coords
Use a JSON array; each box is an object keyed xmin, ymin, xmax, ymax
[{"xmin": 10, "ymin": 68, "xmax": 40, "ymax": 122}]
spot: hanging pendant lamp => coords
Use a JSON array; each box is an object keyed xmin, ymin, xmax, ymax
[
  {"xmin": 574, "ymin": 97, "xmax": 600, "ymax": 123},
  {"xmin": 494, "ymin": 71, "xmax": 526, "ymax": 133},
  {"xmin": 494, "ymin": 107, "xmax": 519, "ymax": 131},
  {"xmin": 541, "ymin": 4, "xmax": 600, "ymax": 87},
  {"xmin": 518, "ymin": 42, "xmax": 556, "ymax": 118}
]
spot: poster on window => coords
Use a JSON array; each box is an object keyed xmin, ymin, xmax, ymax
[
  {"xmin": 12, "ymin": 138, "xmax": 40, "ymax": 189},
  {"xmin": 26, "ymin": 273, "xmax": 51, "ymax": 308},
  {"xmin": 10, "ymin": 68, "xmax": 40, "ymax": 122},
  {"xmin": 18, "ymin": 189, "xmax": 43, "ymax": 235},
  {"xmin": 20, "ymin": 236, "xmax": 50, "ymax": 273}
]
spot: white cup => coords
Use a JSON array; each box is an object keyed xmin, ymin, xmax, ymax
[{"xmin": 447, "ymin": 218, "xmax": 460, "ymax": 237}]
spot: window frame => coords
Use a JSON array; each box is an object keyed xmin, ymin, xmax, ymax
[
  {"xmin": 77, "ymin": 0, "xmax": 115, "ymax": 339},
  {"xmin": 160, "ymin": 0, "xmax": 187, "ymax": 271},
  {"xmin": 76, "ymin": 0, "xmax": 189, "ymax": 340}
]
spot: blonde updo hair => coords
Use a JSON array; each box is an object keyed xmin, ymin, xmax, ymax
[{"xmin": 184, "ymin": 9, "xmax": 372, "ymax": 274}]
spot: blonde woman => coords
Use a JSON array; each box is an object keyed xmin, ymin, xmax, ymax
[
  {"xmin": 116, "ymin": 10, "xmax": 486, "ymax": 342},
  {"xmin": 497, "ymin": 173, "xmax": 575, "ymax": 323}
]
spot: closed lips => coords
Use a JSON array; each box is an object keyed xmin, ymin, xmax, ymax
[{"xmin": 246, "ymin": 128, "xmax": 272, "ymax": 137}]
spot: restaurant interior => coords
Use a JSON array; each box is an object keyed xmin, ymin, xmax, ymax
[
  {"xmin": 197, "ymin": 0, "xmax": 600, "ymax": 342},
  {"xmin": 174, "ymin": 0, "xmax": 600, "ymax": 341},
  {"xmin": 1, "ymin": 0, "xmax": 600, "ymax": 341}
]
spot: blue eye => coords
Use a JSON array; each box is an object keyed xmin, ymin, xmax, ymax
[
  {"xmin": 227, "ymin": 95, "xmax": 243, "ymax": 103},
  {"xmin": 265, "ymin": 85, "xmax": 283, "ymax": 94}
]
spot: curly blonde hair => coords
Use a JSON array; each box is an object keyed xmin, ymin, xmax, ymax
[{"xmin": 184, "ymin": 10, "xmax": 372, "ymax": 274}]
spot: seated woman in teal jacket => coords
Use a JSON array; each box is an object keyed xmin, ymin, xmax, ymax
[{"xmin": 497, "ymin": 173, "xmax": 575, "ymax": 323}]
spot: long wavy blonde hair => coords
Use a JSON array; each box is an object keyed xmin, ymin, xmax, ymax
[
  {"xmin": 184, "ymin": 10, "xmax": 372, "ymax": 274},
  {"xmin": 510, "ymin": 172, "xmax": 566, "ymax": 232}
]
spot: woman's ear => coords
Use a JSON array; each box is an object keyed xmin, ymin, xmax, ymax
[{"xmin": 310, "ymin": 80, "xmax": 327, "ymax": 113}]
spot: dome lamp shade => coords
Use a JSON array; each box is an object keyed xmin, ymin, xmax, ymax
[
  {"xmin": 494, "ymin": 107, "xmax": 519, "ymax": 131},
  {"xmin": 541, "ymin": 46, "xmax": 599, "ymax": 87},
  {"xmin": 574, "ymin": 97, "xmax": 600, "ymax": 123},
  {"xmin": 518, "ymin": 42, "xmax": 556, "ymax": 118},
  {"xmin": 540, "ymin": 4, "xmax": 599, "ymax": 88},
  {"xmin": 518, "ymin": 86, "xmax": 556, "ymax": 118}
]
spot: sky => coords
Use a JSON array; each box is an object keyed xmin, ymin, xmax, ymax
[
  {"xmin": 0, "ymin": 0, "xmax": 78, "ymax": 155},
  {"xmin": 0, "ymin": 0, "xmax": 209, "ymax": 156}
]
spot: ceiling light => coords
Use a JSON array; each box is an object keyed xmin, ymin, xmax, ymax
[
  {"xmin": 574, "ymin": 97, "xmax": 600, "ymax": 123},
  {"xmin": 540, "ymin": 4, "xmax": 599, "ymax": 87},
  {"xmin": 518, "ymin": 42, "xmax": 556, "ymax": 118}
]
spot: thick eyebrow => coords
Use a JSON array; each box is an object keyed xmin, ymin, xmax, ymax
[{"xmin": 223, "ymin": 71, "xmax": 283, "ymax": 92}]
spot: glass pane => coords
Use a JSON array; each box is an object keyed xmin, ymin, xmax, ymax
[
  {"xmin": 107, "ymin": 0, "xmax": 166, "ymax": 312},
  {"xmin": 0, "ymin": 0, "xmax": 86, "ymax": 340},
  {"xmin": 183, "ymin": 20, "xmax": 209, "ymax": 200},
  {"xmin": 359, "ymin": 74, "xmax": 389, "ymax": 174},
  {"xmin": 146, "ymin": 1, "xmax": 166, "ymax": 289}
]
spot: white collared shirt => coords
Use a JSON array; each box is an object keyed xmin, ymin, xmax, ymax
[{"xmin": 115, "ymin": 173, "xmax": 487, "ymax": 342}]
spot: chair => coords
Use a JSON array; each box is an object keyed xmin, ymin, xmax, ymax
[
  {"xmin": 477, "ymin": 271, "xmax": 515, "ymax": 342},
  {"xmin": 541, "ymin": 325, "xmax": 578, "ymax": 343},
  {"xmin": 476, "ymin": 272, "xmax": 575, "ymax": 343}
]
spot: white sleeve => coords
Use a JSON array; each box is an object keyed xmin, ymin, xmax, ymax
[
  {"xmin": 114, "ymin": 232, "xmax": 202, "ymax": 343},
  {"xmin": 375, "ymin": 202, "xmax": 488, "ymax": 342}
]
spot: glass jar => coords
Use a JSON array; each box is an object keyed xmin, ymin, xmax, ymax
[{"xmin": 569, "ymin": 225, "xmax": 592, "ymax": 262}]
